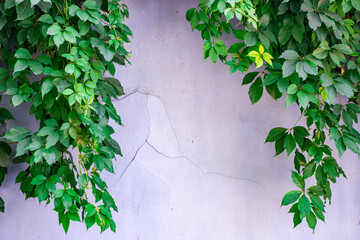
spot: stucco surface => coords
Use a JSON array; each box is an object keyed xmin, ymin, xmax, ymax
[{"xmin": 1, "ymin": 0, "xmax": 360, "ymax": 239}]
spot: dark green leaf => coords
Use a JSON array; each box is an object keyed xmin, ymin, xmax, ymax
[
  {"xmin": 248, "ymin": 77, "xmax": 263, "ymax": 104},
  {"xmin": 266, "ymin": 127, "xmax": 287, "ymax": 143},
  {"xmin": 242, "ymin": 72, "xmax": 259, "ymax": 85},
  {"xmin": 281, "ymin": 190, "xmax": 302, "ymax": 206}
]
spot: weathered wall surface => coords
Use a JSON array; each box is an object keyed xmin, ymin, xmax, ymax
[{"xmin": 1, "ymin": 0, "xmax": 360, "ymax": 239}]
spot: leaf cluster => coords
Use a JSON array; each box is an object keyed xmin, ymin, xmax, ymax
[
  {"xmin": 188, "ymin": 0, "xmax": 360, "ymax": 231},
  {"xmin": 0, "ymin": 0, "xmax": 131, "ymax": 233}
]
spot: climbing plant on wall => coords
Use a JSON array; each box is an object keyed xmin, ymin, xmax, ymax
[
  {"xmin": 0, "ymin": 0, "xmax": 131, "ymax": 233},
  {"xmin": 187, "ymin": 0, "xmax": 360, "ymax": 231}
]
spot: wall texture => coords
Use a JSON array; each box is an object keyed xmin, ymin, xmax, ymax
[{"xmin": 1, "ymin": 0, "xmax": 360, "ymax": 239}]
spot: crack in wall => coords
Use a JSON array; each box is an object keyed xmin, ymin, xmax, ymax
[
  {"xmin": 115, "ymin": 89, "xmax": 276, "ymax": 201},
  {"xmin": 117, "ymin": 89, "xmax": 182, "ymax": 154}
]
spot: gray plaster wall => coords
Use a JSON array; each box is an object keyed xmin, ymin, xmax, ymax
[{"xmin": 1, "ymin": 0, "xmax": 360, "ymax": 239}]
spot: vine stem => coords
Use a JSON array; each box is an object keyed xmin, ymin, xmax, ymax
[
  {"xmin": 77, "ymin": 147, "xmax": 104, "ymax": 225},
  {"xmin": 291, "ymin": 110, "xmax": 306, "ymax": 130},
  {"xmin": 54, "ymin": 3, "xmax": 65, "ymax": 18}
]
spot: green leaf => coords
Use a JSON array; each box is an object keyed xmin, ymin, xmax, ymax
[
  {"xmin": 244, "ymin": 32, "xmax": 257, "ymax": 47},
  {"xmin": 16, "ymin": 1, "xmax": 34, "ymax": 20},
  {"xmin": 85, "ymin": 216, "xmax": 95, "ymax": 229},
  {"xmin": 38, "ymin": 14, "xmax": 53, "ymax": 24},
  {"xmin": 280, "ymin": 50, "xmax": 300, "ymax": 60},
  {"xmin": 46, "ymin": 131, "xmax": 59, "ymax": 149},
  {"xmin": 352, "ymin": 0, "xmax": 360, "ymax": 10},
  {"xmin": 315, "ymin": 166, "xmax": 327, "ymax": 187},
  {"xmin": 14, "ymin": 59, "xmax": 28, "ymax": 73},
  {"xmin": 54, "ymin": 33, "xmax": 66, "ymax": 49},
  {"xmin": 63, "ymin": 27, "xmax": 79, "ymax": 43},
  {"xmin": 47, "ymin": 23, "xmax": 61, "ymax": 35},
  {"xmin": 61, "ymin": 214, "xmax": 70, "ymax": 233},
  {"xmin": 65, "ymin": 64, "xmax": 75, "ymax": 75},
  {"xmin": 209, "ymin": 47, "xmax": 217, "ymax": 63},
  {"xmin": 282, "ymin": 60, "xmax": 297, "ymax": 78},
  {"xmin": 291, "ymin": 171, "xmax": 305, "ymax": 189},
  {"xmin": 320, "ymin": 73, "xmax": 333, "ymax": 87},
  {"xmin": 313, "ymin": 207, "xmax": 325, "ymax": 222},
  {"xmin": 41, "ymin": 79, "xmax": 54, "ymax": 97},
  {"xmin": 62, "ymin": 89, "xmax": 74, "ymax": 96},
  {"xmin": 332, "ymin": 44, "xmax": 353, "ymax": 55},
  {"xmin": 292, "ymin": 24, "xmax": 303, "ymax": 43},
  {"xmin": 309, "ymin": 193, "xmax": 324, "ymax": 211},
  {"xmin": 298, "ymin": 195, "xmax": 311, "ymax": 219},
  {"xmin": 287, "ymin": 84, "xmax": 298, "ymax": 94},
  {"xmin": 343, "ymin": 136, "xmax": 360, "ymax": 154},
  {"xmin": 85, "ymin": 204, "xmax": 96, "ymax": 217},
  {"xmin": 334, "ymin": 81, "xmax": 353, "ymax": 98},
  {"xmin": 263, "ymin": 72, "xmax": 281, "ymax": 86},
  {"xmin": 284, "ymin": 134, "xmax": 296, "ymax": 156},
  {"xmin": 98, "ymin": 44, "xmax": 115, "ymax": 62},
  {"xmin": 293, "ymin": 126, "xmax": 309, "ymax": 146},
  {"xmin": 12, "ymin": 94, "xmax": 24, "ymax": 107},
  {"xmin": 342, "ymin": 110, "xmax": 353, "ymax": 127},
  {"xmin": 266, "ymin": 127, "xmax": 287, "ymax": 143},
  {"xmin": 62, "ymin": 193, "xmax": 72, "ymax": 209},
  {"xmin": 28, "ymin": 61, "xmax": 43, "ymax": 75},
  {"xmin": 15, "ymin": 48, "xmax": 31, "ymax": 59},
  {"xmin": 281, "ymin": 190, "xmax": 302, "ymax": 206},
  {"xmin": 307, "ymin": 12, "xmax": 321, "ymax": 30},
  {"xmin": 306, "ymin": 211, "xmax": 317, "ymax": 230},
  {"xmin": 214, "ymin": 40, "xmax": 227, "ymax": 56},
  {"xmin": 248, "ymin": 77, "xmax": 263, "ymax": 104},
  {"xmin": 31, "ymin": 175, "xmax": 47, "ymax": 185},
  {"xmin": 303, "ymin": 161, "xmax": 316, "ymax": 179},
  {"xmin": 3, "ymin": 127, "xmax": 31, "ymax": 142},
  {"xmin": 297, "ymin": 91, "xmax": 309, "ymax": 108},
  {"xmin": 0, "ymin": 108, "xmax": 14, "ymax": 121},
  {"xmin": 37, "ymin": 126, "xmax": 56, "ymax": 137},
  {"xmin": 242, "ymin": 72, "xmax": 259, "ymax": 85},
  {"xmin": 330, "ymin": 127, "xmax": 341, "ymax": 140}
]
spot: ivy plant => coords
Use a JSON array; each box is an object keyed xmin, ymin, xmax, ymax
[
  {"xmin": 188, "ymin": 0, "xmax": 360, "ymax": 231},
  {"xmin": 0, "ymin": 0, "xmax": 132, "ymax": 233}
]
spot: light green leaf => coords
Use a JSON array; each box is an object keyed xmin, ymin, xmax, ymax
[
  {"xmin": 14, "ymin": 59, "xmax": 28, "ymax": 73},
  {"xmin": 53, "ymin": 32, "xmax": 65, "ymax": 47},
  {"xmin": 41, "ymin": 79, "xmax": 54, "ymax": 97},
  {"xmin": 46, "ymin": 131, "xmax": 59, "ymax": 149},
  {"xmin": 28, "ymin": 61, "xmax": 43, "ymax": 75},
  {"xmin": 287, "ymin": 84, "xmax": 298, "ymax": 94},
  {"xmin": 47, "ymin": 24, "xmax": 61, "ymax": 36},
  {"xmin": 352, "ymin": 0, "xmax": 360, "ymax": 10},
  {"xmin": 332, "ymin": 44, "xmax": 353, "ymax": 55},
  {"xmin": 280, "ymin": 50, "xmax": 300, "ymax": 60},
  {"xmin": 15, "ymin": 48, "xmax": 31, "ymax": 59},
  {"xmin": 12, "ymin": 94, "xmax": 24, "ymax": 107},
  {"xmin": 282, "ymin": 60, "xmax": 297, "ymax": 77}
]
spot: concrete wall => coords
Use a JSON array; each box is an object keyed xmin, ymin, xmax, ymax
[{"xmin": 1, "ymin": 0, "xmax": 360, "ymax": 239}]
